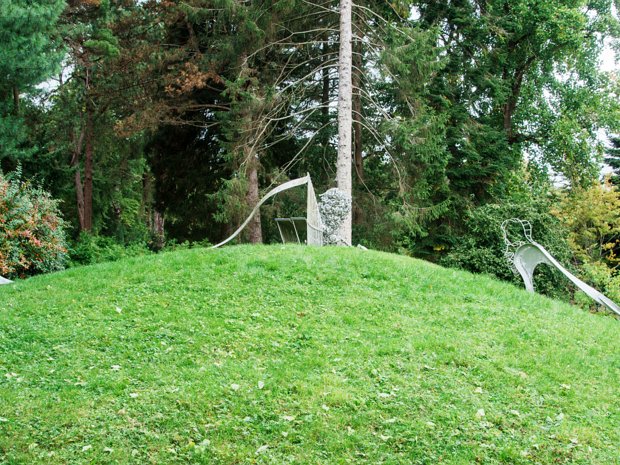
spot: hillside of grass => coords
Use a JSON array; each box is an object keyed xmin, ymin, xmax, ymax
[{"xmin": 0, "ymin": 245, "xmax": 619, "ymax": 464}]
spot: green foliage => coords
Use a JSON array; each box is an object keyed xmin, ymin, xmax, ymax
[
  {"xmin": 0, "ymin": 0, "xmax": 64, "ymax": 92},
  {"xmin": 68, "ymin": 233, "xmax": 151, "ymax": 267},
  {"xmin": 0, "ymin": 0, "xmax": 64, "ymax": 162},
  {"xmin": 552, "ymin": 182, "xmax": 620, "ymax": 309},
  {"xmin": 1, "ymin": 246, "xmax": 619, "ymax": 463},
  {"xmin": 553, "ymin": 182, "xmax": 620, "ymax": 266},
  {"xmin": 0, "ymin": 170, "xmax": 67, "ymax": 278},
  {"xmin": 441, "ymin": 199, "xmax": 574, "ymax": 301},
  {"xmin": 83, "ymin": 28, "xmax": 120, "ymax": 58},
  {"xmin": 417, "ymin": 0, "xmax": 619, "ymax": 196}
]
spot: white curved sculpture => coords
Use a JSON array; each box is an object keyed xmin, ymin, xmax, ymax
[
  {"xmin": 211, "ymin": 174, "xmax": 323, "ymax": 249},
  {"xmin": 0, "ymin": 276, "xmax": 12, "ymax": 285},
  {"xmin": 502, "ymin": 219, "xmax": 620, "ymax": 316}
]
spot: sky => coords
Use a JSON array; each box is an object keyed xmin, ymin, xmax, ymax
[{"xmin": 601, "ymin": 39, "xmax": 618, "ymax": 72}]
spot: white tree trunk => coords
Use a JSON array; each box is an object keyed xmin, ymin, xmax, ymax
[{"xmin": 336, "ymin": 0, "xmax": 353, "ymax": 245}]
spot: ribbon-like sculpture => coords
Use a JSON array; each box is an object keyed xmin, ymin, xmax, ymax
[
  {"xmin": 211, "ymin": 174, "xmax": 323, "ymax": 249},
  {"xmin": 501, "ymin": 218, "xmax": 620, "ymax": 316}
]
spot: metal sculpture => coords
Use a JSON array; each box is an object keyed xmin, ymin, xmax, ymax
[
  {"xmin": 211, "ymin": 174, "xmax": 324, "ymax": 249},
  {"xmin": 275, "ymin": 217, "xmax": 308, "ymax": 244},
  {"xmin": 501, "ymin": 218, "xmax": 620, "ymax": 316}
]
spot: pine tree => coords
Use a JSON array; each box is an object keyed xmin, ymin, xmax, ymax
[{"xmin": 0, "ymin": 0, "xmax": 64, "ymax": 163}]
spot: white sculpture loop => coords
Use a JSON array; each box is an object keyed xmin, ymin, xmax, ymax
[
  {"xmin": 211, "ymin": 174, "xmax": 324, "ymax": 249},
  {"xmin": 501, "ymin": 218, "xmax": 533, "ymax": 275},
  {"xmin": 501, "ymin": 218, "xmax": 620, "ymax": 316}
]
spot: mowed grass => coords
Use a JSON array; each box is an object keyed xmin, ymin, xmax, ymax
[{"xmin": 0, "ymin": 245, "xmax": 619, "ymax": 464}]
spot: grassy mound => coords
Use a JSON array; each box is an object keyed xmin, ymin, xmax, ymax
[{"xmin": 1, "ymin": 245, "xmax": 619, "ymax": 464}]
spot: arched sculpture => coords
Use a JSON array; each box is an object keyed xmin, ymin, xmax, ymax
[
  {"xmin": 0, "ymin": 276, "xmax": 12, "ymax": 285},
  {"xmin": 211, "ymin": 174, "xmax": 324, "ymax": 249},
  {"xmin": 501, "ymin": 218, "xmax": 620, "ymax": 316}
]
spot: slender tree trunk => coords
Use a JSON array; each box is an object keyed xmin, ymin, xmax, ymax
[
  {"xmin": 12, "ymin": 87, "xmax": 19, "ymax": 115},
  {"xmin": 152, "ymin": 210, "xmax": 165, "ymax": 250},
  {"xmin": 245, "ymin": 147, "xmax": 263, "ymax": 244},
  {"xmin": 236, "ymin": 55, "xmax": 263, "ymax": 245},
  {"xmin": 142, "ymin": 172, "xmax": 152, "ymax": 226},
  {"xmin": 322, "ymin": 67, "xmax": 330, "ymax": 118},
  {"xmin": 336, "ymin": 0, "xmax": 353, "ymax": 244},
  {"xmin": 82, "ymin": 109, "xmax": 94, "ymax": 231},
  {"xmin": 74, "ymin": 170, "xmax": 86, "ymax": 230},
  {"xmin": 70, "ymin": 126, "xmax": 86, "ymax": 231},
  {"xmin": 71, "ymin": 66, "xmax": 94, "ymax": 233}
]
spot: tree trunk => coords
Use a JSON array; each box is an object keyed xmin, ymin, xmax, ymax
[
  {"xmin": 245, "ymin": 148, "xmax": 263, "ymax": 244},
  {"xmin": 142, "ymin": 171, "xmax": 152, "ymax": 226},
  {"xmin": 336, "ymin": 0, "xmax": 353, "ymax": 245},
  {"xmin": 152, "ymin": 210, "xmax": 165, "ymax": 250},
  {"xmin": 12, "ymin": 86, "xmax": 19, "ymax": 115},
  {"xmin": 322, "ymin": 40, "xmax": 330, "ymax": 119},
  {"xmin": 82, "ymin": 109, "xmax": 94, "ymax": 231},
  {"xmin": 71, "ymin": 125, "xmax": 86, "ymax": 231},
  {"xmin": 74, "ymin": 170, "xmax": 86, "ymax": 230}
]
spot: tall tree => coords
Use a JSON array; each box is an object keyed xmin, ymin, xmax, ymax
[
  {"xmin": 59, "ymin": 0, "xmax": 122, "ymax": 232},
  {"xmin": 336, "ymin": 0, "xmax": 354, "ymax": 244},
  {"xmin": 417, "ymin": 0, "xmax": 619, "ymax": 194}
]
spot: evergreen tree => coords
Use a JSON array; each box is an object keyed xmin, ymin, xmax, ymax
[{"xmin": 0, "ymin": 0, "xmax": 64, "ymax": 165}]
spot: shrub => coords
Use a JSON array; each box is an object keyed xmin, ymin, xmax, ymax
[
  {"xmin": 68, "ymin": 233, "xmax": 151, "ymax": 267},
  {"xmin": 440, "ymin": 201, "xmax": 574, "ymax": 301},
  {"xmin": 0, "ymin": 171, "xmax": 67, "ymax": 278},
  {"xmin": 552, "ymin": 182, "xmax": 620, "ymax": 267},
  {"xmin": 552, "ymin": 183, "xmax": 620, "ymax": 310}
]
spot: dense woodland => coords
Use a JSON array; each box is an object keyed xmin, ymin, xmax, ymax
[{"xmin": 3, "ymin": 0, "xmax": 620, "ymax": 306}]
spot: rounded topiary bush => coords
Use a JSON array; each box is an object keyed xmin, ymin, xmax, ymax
[{"xmin": 0, "ymin": 171, "xmax": 67, "ymax": 278}]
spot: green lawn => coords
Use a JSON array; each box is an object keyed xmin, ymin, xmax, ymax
[{"xmin": 0, "ymin": 245, "xmax": 619, "ymax": 464}]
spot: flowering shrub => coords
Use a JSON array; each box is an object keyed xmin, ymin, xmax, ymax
[{"xmin": 0, "ymin": 171, "xmax": 67, "ymax": 278}]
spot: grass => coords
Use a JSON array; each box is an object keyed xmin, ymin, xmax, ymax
[{"xmin": 0, "ymin": 245, "xmax": 619, "ymax": 464}]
